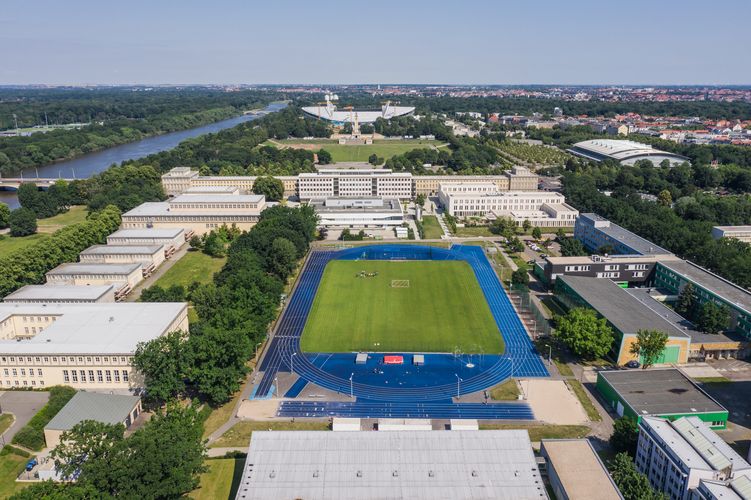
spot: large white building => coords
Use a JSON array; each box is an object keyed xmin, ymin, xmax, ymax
[
  {"xmin": 3, "ymin": 285, "xmax": 116, "ymax": 304},
  {"xmin": 121, "ymin": 193, "xmax": 266, "ymax": 235},
  {"xmin": 636, "ymin": 416, "xmax": 751, "ymax": 500},
  {"xmin": 79, "ymin": 245, "xmax": 166, "ymax": 276},
  {"xmin": 161, "ymin": 166, "xmax": 540, "ymax": 200},
  {"xmin": 711, "ymin": 226, "xmax": 751, "ymax": 244},
  {"xmin": 309, "ymin": 197, "xmax": 405, "ymax": 228},
  {"xmin": 0, "ymin": 302, "xmax": 188, "ymax": 390},
  {"xmin": 569, "ymin": 139, "xmax": 690, "ymax": 166},
  {"xmin": 301, "ymin": 97, "xmax": 415, "ymax": 124},
  {"xmin": 107, "ymin": 228, "xmax": 187, "ymax": 252},
  {"xmin": 46, "ymin": 263, "xmax": 144, "ymax": 300},
  {"xmin": 438, "ymin": 182, "xmax": 578, "ymax": 227}
]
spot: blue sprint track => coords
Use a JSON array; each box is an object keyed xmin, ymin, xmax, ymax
[
  {"xmin": 277, "ymin": 400, "xmax": 534, "ymax": 420},
  {"xmin": 254, "ymin": 244, "xmax": 548, "ymax": 410}
]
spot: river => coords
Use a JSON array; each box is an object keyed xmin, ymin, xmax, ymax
[{"xmin": 0, "ymin": 102, "xmax": 287, "ymax": 209}]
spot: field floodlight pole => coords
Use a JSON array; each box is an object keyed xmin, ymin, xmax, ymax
[
  {"xmin": 255, "ymin": 342, "xmax": 262, "ymax": 359},
  {"xmin": 349, "ymin": 372, "xmax": 354, "ymax": 399},
  {"xmin": 546, "ymin": 344, "xmax": 552, "ymax": 366},
  {"xmin": 291, "ymin": 352, "xmax": 297, "ymax": 374},
  {"xmin": 455, "ymin": 374, "xmax": 461, "ymax": 400},
  {"xmin": 274, "ymin": 376, "xmax": 279, "ymax": 398}
]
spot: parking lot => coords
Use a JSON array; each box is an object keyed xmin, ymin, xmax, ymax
[
  {"xmin": 0, "ymin": 391, "xmax": 50, "ymax": 443},
  {"xmin": 708, "ymin": 359, "xmax": 751, "ymax": 381}
]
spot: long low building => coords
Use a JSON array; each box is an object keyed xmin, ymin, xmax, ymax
[
  {"xmin": 540, "ymin": 439, "xmax": 623, "ymax": 500},
  {"xmin": 235, "ymin": 430, "xmax": 547, "ymax": 500},
  {"xmin": 711, "ymin": 225, "xmax": 751, "ymax": 243},
  {"xmin": 537, "ymin": 253, "xmax": 682, "ymax": 286},
  {"xmin": 121, "ymin": 193, "xmax": 266, "ymax": 235},
  {"xmin": 575, "ymin": 213, "xmax": 673, "ymax": 256},
  {"xmin": 3, "ymin": 285, "xmax": 116, "ymax": 304},
  {"xmin": 45, "ymin": 263, "xmax": 143, "ymax": 300},
  {"xmin": 555, "ymin": 275, "xmax": 691, "ymax": 365},
  {"xmin": 438, "ymin": 182, "xmax": 578, "ymax": 226},
  {"xmin": 309, "ymin": 197, "xmax": 404, "ymax": 228},
  {"xmin": 79, "ymin": 245, "xmax": 166, "ymax": 276},
  {"xmin": 568, "ymin": 139, "xmax": 690, "ymax": 166},
  {"xmin": 107, "ymin": 228, "xmax": 186, "ymax": 252},
  {"xmin": 161, "ymin": 166, "xmax": 541, "ymax": 199},
  {"xmin": 0, "ymin": 302, "xmax": 188, "ymax": 390}
]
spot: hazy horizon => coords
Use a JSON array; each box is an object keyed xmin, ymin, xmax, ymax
[{"xmin": 2, "ymin": 0, "xmax": 750, "ymax": 86}]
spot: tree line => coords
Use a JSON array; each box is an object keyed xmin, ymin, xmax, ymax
[{"xmin": 134, "ymin": 205, "xmax": 318, "ymax": 407}]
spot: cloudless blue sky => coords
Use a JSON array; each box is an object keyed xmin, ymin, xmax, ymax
[{"xmin": 2, "ymin": 0, "xmax": 749, "ymax": 85}]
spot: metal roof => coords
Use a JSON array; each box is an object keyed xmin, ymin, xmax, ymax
[
  {"xmin": 0, "ymin": 302, "xmax": 186, "ymax": 354},
  {"xmin": 541, "ymin": 439, "xmax": 623, "ymax": 500},
  {"xmin": 46, "ymin": 263, "xmax": 142, "ymax": 276},
  {"xmin": 577, "ymin": 213, "xmax": 673, "ymax": 256},
  {"xmin": 235, "ymin": 430, "xmax": 547, "ymax": 500},
  {"xmin": 45, "ymin": 391, "xmax": 140, "ymax": 431},
  {"xmin": 731, "ymin": 475, "xmax": 751, "ymax": 499},
  {"xmin": 658, "ymin": 260, "xmax": 751, "ymax": 316},
  {"xmin": 557, "ymin": 276, "xmax": 690, "ymax": 338},
  {"xmin": 599, "ymin": 369, "xmax": 726, "ymax": 416},
  {"xmin": 80, "ymin": 245, "xmax": 164, "ymax": 256},
  {"xmin": 123, "ymin": 202, "xmax": 263, "ymax": 217},
  {"xmin": 108, "ymin": 228, "xmax": 185, "ymax": 239},
  {"xmin": 570, "ymin": 139, "xmax": 689, "ymax": 162},
  {"xmin": 170, "ymin": 194, "xmax": 264, "ymax": 203},
  {"xmin": 4, "ymin": 284, "xmax": 115, "ymax": 301},
  {"xmin": 673, "ymin": 417, "xmax": 732, "ymax": 471}
]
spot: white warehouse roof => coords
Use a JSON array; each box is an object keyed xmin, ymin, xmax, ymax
[
  {"xmin": 235, "ymin": 430, "xmax": 546, "ymax": 500},
  {"xmin": 108, "ymin": 228, "xmax": 185, "ymax": 239},
  {"xmin": 301, "ymin": 104, "xmax": 415, "ymax": 124},
  {"xmin": 3, "ymin": 285, "xmax": 116, "ymax": 302},
  {"xmin": 569, "ymin": 139, "xmax": 689, "ymax": 164}
]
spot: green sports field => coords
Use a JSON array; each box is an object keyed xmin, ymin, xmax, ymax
[{"xmin": 300, "ymin": 260, "xmax": 504, "ymax": 354}]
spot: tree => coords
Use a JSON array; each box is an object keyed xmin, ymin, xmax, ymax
[
  {"xmin": 415, "ymin": 193, "xmax": 426, "ymax": 207},
  {"xmin": 9, "ymin": 207, "xmax": 37, "ymax": 236},
  {"xmin": 0, "ymin": 202, "xmax": 10, "ymax": 229},
  {"xmin": 555, "ymin": 227, "xmax": 567, "ymax": 241},
  {"xmin": 317, "ymin": 149, "xmax": 332, "ymax": 164},
  {"xmin": 559, "ymin": 237, "xmax": 587, "ymax": 257},
  {"xmin": 675, "ymin": 283, "xmax": 696, "ymax": 319},
  {"xmin": 368, "ymin": 153, "xmax": 379, "ymax": 165},
  {"xmin": 657, "ymin": 189, "xmax": 673, "ymax": 207},
  {"xmin": 507, "ymin": 236, "xmax": 525, "ymax": 253},
  {"xmin": 629, "ymin": 329, "xmax": 669, "ymax": 369},
  {"xmin": 132, "ymin": 330, "xmax": 192, "ymax": 406},
  {"xmin": 188, "ymin": 325, "xmax": 252, "ymax": 406},
  {"xmin": 697, "ymin": 301, "xmax": 730, "ymax": 335},
  {"xmin": 490, "ymin": 217, "xmax": 516, "ymax": 239},
  {"xmin": 610, "ymin": 452, "xmax": 666, "ymax": 500},
  {"xmin": 522, "ymin": 219, "xmax": 532, "ymax": 233},
  {"xmin": 610, "ymin": 417, "xmax": 640, "ymax": 456},
  {"xmin": 269, "ymin": 237, "xmax": 297, "ymax": 279},
  {"xmin": 532, "ymin": 226, "xmax": 542, "ymax": 241},
  {"xmin": 511, "ymin": 268, "xmax": 529, "ymax": 287},
  {"xmin": 555, "ymin": 308, "xmax": 614, "ymax": 360},
  {"xmin": 51, "ymin": 420, "xmax": 126, "ymax": 481},
  {"xmin": 188, "ymin": 234, "xmax": 203, "ymax": 250},
  {"xmin": 203, "ymin": 231, "xmax": 228, "ymax": 257},
  {"xmin": 252, "ymin": 176, "xmax": 284, "ymax": 201}
]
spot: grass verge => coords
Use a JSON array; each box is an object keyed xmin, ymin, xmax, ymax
[
  {"xmin": 421, "ymin": 215, "xmax": 444, "ymax": 239},
  {"xmin": 567, "ymin": 380, "xmax": 602, "ymax": 422},
  {"xmin": 490, "ymin": 380, "xmax": 521, "ymax": 400},
  {"xmin": 0, "ymin": 414, "xmax": 14, "ymax": 436},
  {"xmin": 478, "ymin": 423, "xmax": 590, "ymax": 441},
  {"xmin": 695, "ymin": 376, "xmax": 732, "ymax": 384},
  {"xmin": 0, "ymin": 449, "xmax": 30, "ymax": 497},
  {"xmin": 154, "ymin": 251, "xmax": 227, "ymax": 289},
  {"xmin": 189, "ymin": 458, "xmax": 245, "ymax": 500},
  {"xmin": 210, "ymin": 421, "xmax": 330, "ymax": 448}
]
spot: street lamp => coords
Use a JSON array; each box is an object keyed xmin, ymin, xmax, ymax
[
  {"xmin": 274, "ymin": 376, "xmax": 279, "ymax": 398},
  {"xmin": 349, "ymin": 372, "xmax": 354, "ymax": 399},
  {"xmin": 545, "ymin": 344, "xmax": 552, "ymax": 366},
  {"xmin": 455, "ymin": 374, "xmax": 462, "ymax": 400},
  {"xmin": 290, "ymin": 352, "xmax": 297, "ymax": 374},
  {"xmin": 254, "ymin": 342, "xmax": 263, "ymax": 359}
]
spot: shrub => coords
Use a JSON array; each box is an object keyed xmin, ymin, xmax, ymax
[{"xmin": 12, "ymin": 386, "xmax": 77, "ymax": 451}]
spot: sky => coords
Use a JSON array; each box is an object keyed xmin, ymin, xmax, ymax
[{"xmin": 2, "ymin": 0, "xmax": 750, "ymax": 86}]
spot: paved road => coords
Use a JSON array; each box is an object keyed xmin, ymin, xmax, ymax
[{"xmin": 0, "ymin": 391, "xmax": 50, "ymax": 444}]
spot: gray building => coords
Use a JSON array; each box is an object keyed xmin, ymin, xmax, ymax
[
  {"xmin": 574, "ymin": 213, "xmax": 673, "ymax": 256},
  {"xmin": 235, "ymin": 430, "xmax": 547, "ymax": 500}
]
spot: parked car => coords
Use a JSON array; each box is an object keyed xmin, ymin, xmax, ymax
[
  {"xmin": 625, "ymin": 360, "xmax": 641, "ymax": 369},
  {"xmin": 25, "ymin": 459, "xmax": 37, "ymax": 471}
]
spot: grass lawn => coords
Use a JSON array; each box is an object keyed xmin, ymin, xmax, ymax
[
  {"xmin": 190, "ymin": 458, "xmax": 245, "ymax": 500},
  {"xmin": 36, "ymin": 206, "xmax": 88, "ymax": 233},
  {"xmin": 490, "ymin": 380, "xmax": 520, "ymax": 400},
  {"xmin": 0, "ymin": 452, "xmax": 29, "ymax": 498},
  {"xmin": 0, "ymin": 414, "xmax": 14, "ymax": 435},
  {"xmin": 269, "ymin": 139, "xmax": 440, "ymax": 163},
  {"xmin": 0, "ymin": 233, "xmax": 49, "ymax": 256},
  {"xmin": 695, "ymin": 376, "xmax": 732, "ymax": 384},
  {"xmin": 478, "ymin": 423, "xmax": 590, "ymax": 441},
  {"xmin": 567, "ymin": 380, "xmax": 602, "ymax": 422},
  {"xmin": 211, "ymin": 421, "xmax": 330, "ymax": 448},
  {"xmin": 455, "ymin": 226, "xmax": 494, "ymax": 237},
  {"xmin": 300, "ymin": 260, "xmax": 504, "ymax": 354},
  {"xmin": 421, "ymin": 215, "xmax": 444, "ymax": 239},
  {"xmin": 154, "ymin": 251, "xmax": 227, "ymax": 289}
]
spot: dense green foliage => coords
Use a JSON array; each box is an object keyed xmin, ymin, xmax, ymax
[
  {"xmin": 610, "ymin": 417, "xmax": 640, "ymax": 456},
  {"xmin": 610, "ymin": 452, "xmax": 667, "ymax": 500},
  {"xmin": 555, "ymin": 307, "xmax": 614, "ymax": 360},
  {"xmin": 17, "ymin": 182, "xmax": 71, "ymax": 218},
  {"xmin": 8, "ymin": 207, "xmax": 37, "ymax": 236},
  {"xmin": 0, "ymin": 88, "xmax": 277, "ymax": 174},
  {"xmin": 0, "ymin": 205, "xmax": 121, "ymax": 297},
  {"xmin": 15, "ymin": 405, "xmax": 206, "ymax": 499},
  {"xmin": 252, "ymin": 175, "xmax": 285, "ymax": 201},
  {"xmin": 11, "ymin": 386, "xmax": 76, "ymax": 450},
  {"xmin": 697, "ymin": 302, "xmax": 730, "ymax": 334},
  {"xmin": 630, "ymin": 330, "xmax": 669, "ymax": 369},
  {"xmin": 493, "ymin": 139, "xmax": 571, "ymax": 165},
  {"xmin": 372, "ymin": 115, "xmax": 451, "ymax": 138},
  {"xmin": 135, "ymin": 205, "xmax": 317, "ymax": 406},
  {"xmin": 0, "ymin": 203, "xmax": 9, "ymax": 229},
  {"xmin": 385, "ymin": 135, "xmax": 509, "ymax": 174}
]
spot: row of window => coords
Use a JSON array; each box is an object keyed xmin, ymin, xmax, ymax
[
  {"xmin": 4, "ymin": 368, "xmax": 43, "ymax": 377},
  {"xmin": 124, "ymin": 215, "xmax": 258, "ymax": 222},
  {"xmin": 0, "ymin": 355, "xmax": 131, "ymax": 365},
  {"xmin": 172, "ymin": 203, "xmax": 259, "ymax": 209},
  {"xmin": 63, "ymin": 369, "xmax": 128, "ymax": 383},
  {"xmin": 5, "ymin": 379, "xmax": 43, "ymax": 387}
]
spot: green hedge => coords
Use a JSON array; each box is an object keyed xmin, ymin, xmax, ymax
[{"xmin": 11, "ymin": 386, "xmax": 76, "ymax": 451}]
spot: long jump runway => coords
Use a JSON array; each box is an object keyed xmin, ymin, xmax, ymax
[{"xmin": 253, "ymin": 244, "xmax": 548, "ymax": 416}]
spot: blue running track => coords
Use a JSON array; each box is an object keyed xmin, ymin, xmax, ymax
[
  {"xmin": 254, "ymin": 244, "xmax": 548, "ymax": 405},
  {"xmin": 277, "ymin": 400, "xmax": 534, "ymax": 420}
]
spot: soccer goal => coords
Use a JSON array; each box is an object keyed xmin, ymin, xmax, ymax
[{"xmin": 390, "ymin": 280, "xmax": 410, "ymax": 288}]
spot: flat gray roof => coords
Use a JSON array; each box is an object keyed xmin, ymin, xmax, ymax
[
  {"xmin": 625, "ymin": 288, "xmax": 742, "ymax": 345},
  {"xmin": 123, "ymin": 202, "xmax": 262, "ymax": 217},
  {"xmin": 0, "ymin": 302, "xmax": 186, "ymax": 354},
  {"xmin": 599, "ymin": 369, "xmax": 726, "ymax": 416},
  {"xmin": 658, "ymin": 260, "xmax": 751, "ymax": 315},
  {"xmin": 541, "ymin": 440, "xmax": 622, "ymax": 500},
  {"xmin": 579, "ymin": 213, "xmax": 673, "ymax": 256},
  {"xmin": 236, "ymin": 430, "xmax": 546, "ymax": 500},
  {"xmin": 558, "ymin": 276, "xmax": 689, "ymax": 338},
  {"xmin": 4, "ymin": 285, "xmax": 115, "ymax": 301},
  {"xmin": 45, "ymin": 391, "xmax": 140, "ymax": 431},
  {"xmin": 170, "ymin": 194, "xmax": 264, "ymax": 203},
  {"xmin": 80, "ymin": 245, "xmax": 164, "ymax": 256},
  {"xmin": 108, "ymin": 228, "xmax": 184, "ymax": 239},
  {"xmin": 47, "ymin": 263, "xmax": 142, "ymax": 276}
]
